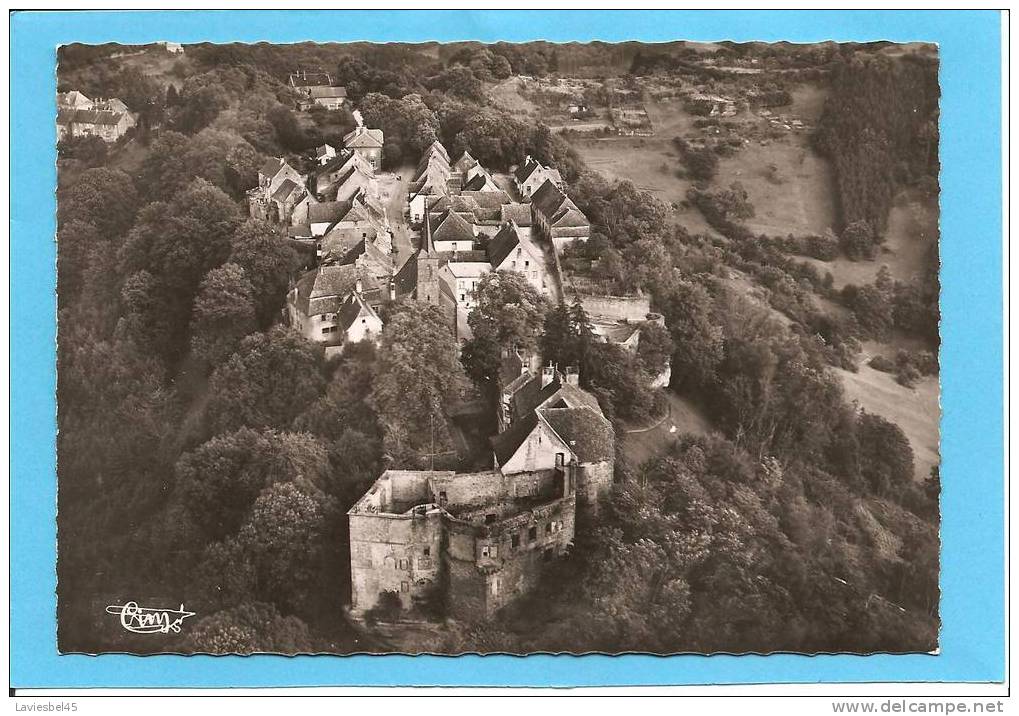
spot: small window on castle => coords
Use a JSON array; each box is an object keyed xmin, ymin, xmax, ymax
[
  {"xmin": 439, "ymin": 491, "xmax": 447, "ymax": 505},
  {"xmin": 485, "ymin": 513, "xmax": 496, "ymax": 525},
  {"xmin": 491, "ymin": 545, "xmax": 499, "ymax": 559},
  {"xmin": 511, "ymin": 534, "xmax": 520, "ymax": 549},
  {"xmin": 401, "ymin": 581, "xmax": 409, "ymax": 592},
  {"xmin": 423, "ymin": 546, "xmax": 430, "ymax": 557},
  {"xmin": 545, "ymin": 523, "xmax": 552, "ymax": 535},
  {"xmin": 398, "ymin": 559, "xmax": 406, "ymax": 570},
  {"xmin": 528, "ymin": 526, "xmax": 537, "ymax": 542},
  {"xmin": 481, "ymin": 545, "xmax": 491, "ymax": 558}
]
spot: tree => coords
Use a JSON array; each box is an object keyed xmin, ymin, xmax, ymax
[
  {"xmin": 176, "ymin": 427, "xmax": 330, "ymax": 540},
  {"xmin": 190, "ymin": 263, "xmax": 257, "ymax": 366},
  {"xmin": 540, "ymin": 299, "xmax": 594, "ymax": 370},
  {"xmin": 856, "ymin": 411, "xmax": 915, "ymax": 496},
  {"xmin": 370, "ymin": 301, "xmax": 468, "ymax": 463},
  {"xmin": 637, "ymin": 321, "xmax": 673, "ymax": 378},
  {"xmin": 840, "ymin": 219, "xmax": 877, "ymax": 260},
  {"xmin": 206, "ymin": 326, "xmax": 326, "ymax": 434},
  {"xmin": 180, "ymin": 602, "xmax": 312, "ymax": 654},
  {"xmin": 235, "ymin": 482, "xmax": 326, "ymax": 609},
  {"xmin": 59, "ymin": 167, "xmax": 139, "ymax": 237},
  {"xmin": 228, "ymin": 219, "xmax": 299, "ymax": 328},
  {"xmin": 56, "ymin": 219, "xmax": 100, "ymax": 305},
  {"xmin": 462, "ymin": 272, "xmax": 549, "ymax": 390}
]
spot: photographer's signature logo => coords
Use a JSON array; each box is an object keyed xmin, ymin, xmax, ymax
[{"xmin": 105, "ymin": 601, "xmax": 196, "ymax": 634}]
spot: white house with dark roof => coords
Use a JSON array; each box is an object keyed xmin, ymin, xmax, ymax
[
  {"xmin": 56, "ymin": 94, "xmax": 136, "ymax": 143},
  {"xmin": 514, "ymin": 155, "xmax": 564, "ymax": 199},
  {"xmin": 492, "ymin": 364, "xmax": 615, "ymax": 514},
  {"xmin": 343, "ymin": 125, "xmax": 384, "ymax": 170},
  {"xmin": 487, "ymin": 221, "xmax": 551, "ymax": 296}
]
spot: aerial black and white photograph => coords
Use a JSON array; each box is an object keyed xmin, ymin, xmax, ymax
[{"xmin": 55, "ymin": 36, "xmax": 941, "ymax": 656}]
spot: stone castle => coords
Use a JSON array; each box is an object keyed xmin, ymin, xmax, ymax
[{"xmin": 347, "ymin": 364, "xmax": 614, "ymax": 622}]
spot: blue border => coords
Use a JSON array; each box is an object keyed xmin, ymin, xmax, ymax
[{"xmin": 11, "ymin": 10, "xmax": 1004, "ymax": 688}]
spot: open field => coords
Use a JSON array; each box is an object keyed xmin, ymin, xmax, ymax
[
  {"xmin": 620, "ymin": 391, "xmax": 715, "ymax": 467},
  {"xmin": 715, "ymin": 137, "xmax": 837, "ymax": 236},
  {"xmin": 835, "ymin": 340, "xmax": 940, "ymax": 482},
  {"xmin": 569, "ymin": 97, "xmax": 723, "ymax": 236},
  {"xmin": 803, "ymin": 188, "xmax": 938, "ymax": 290}
]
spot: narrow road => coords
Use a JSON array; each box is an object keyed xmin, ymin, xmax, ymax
[{"xmin": 378, "ymin": 163, "xmax": 417, "ymax": 269}]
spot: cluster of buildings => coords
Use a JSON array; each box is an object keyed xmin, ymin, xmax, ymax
[
  {"xmin": 289, "ymin": 69, "xmax": 348, "ymax": 112},
  {"xmin": 243, "ymin": 118, "xmax": 390, "ymax": 357},
  {"xmin": 56, "ymin": 91, "xmax": 136, "ymax": 143},
  {"xmin": 396, "ymin": 143, "xmax": 592, "ymax": 339}
]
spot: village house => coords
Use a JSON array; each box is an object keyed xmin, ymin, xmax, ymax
[
  {"xmin": 289, "ymin": 70, "xmax": 346, "ymax": 111},
  {"xmin": 299, "ymin": 86, "xmax": 347, "ymax": 111},
  {"xmin": 439, "ymin": 261, "xmax": 491, "ymax": 312},
  {"xmin": 247, "ymin": 157, "xmax": 312, "ymax": 225},
  {"xmin": 486, "ymin": 221, "xmax": 552, "ymax": 296},
  {"xmin": 514, "ymin": 155, "xmax": 564, "ymax": 200},
  {"xmin": 315, "ymin": 143, "xmax": 337, "ymax": 165},
  {"xmin": 494, "ymin": 364, "xmax": 615, "ymax": 514},
  {"xmin": 343, "ymin": 125, "xmax": 385, "ymax": 171},
  {"xmin": 286, "ymin": 263, "xmax": 387, "ymax": 357},
  {"xmin": 530, "ymin": 179, "xmax": 591, "ymax": 248},
  {"xmin": 56, "ymin": 94, "xmax": 136, "ymax": 143},
  {"xmin": 158, "ymin": 41, "xmax": 185, "ymax": 54},
  {"xmin": 311, "ymin": 149, "xmax": 376, "ymax": 200},
  {"xmin": 316, "ymin": 197, "xmax": 392, "ymax": 261}
]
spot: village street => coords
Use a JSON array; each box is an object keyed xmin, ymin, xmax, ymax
[{"xmin": 377, "ymin": 163, "xmax": 417, "ymax": 268}]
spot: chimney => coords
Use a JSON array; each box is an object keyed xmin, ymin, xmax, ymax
[
  {"xmin": 564, "ymin": 366, "xmax": 580, "ymax": 386},
  {"xmin": 541, "ymin": 364, "xmax": 555, "ymax": 389},
  {"xmin": 355, "ymin": 277, "xmax": 363, "ymax": 294},
  {"xmin": 389, "ymin": 278, "xmax": 396, "ymax": 302}
]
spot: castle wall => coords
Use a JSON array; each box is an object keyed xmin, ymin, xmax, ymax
[
  {"xmin": 348, "ymin": 511, "xmax": 444, "ymax": 616},
  {"xmin": 576, "ymin": 460, "xmax": 614, "ymax": 516}
]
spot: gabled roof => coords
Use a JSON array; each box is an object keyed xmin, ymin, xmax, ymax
[
  {"xmin": 501, "ymin": 202, "xmax": 532, "ymax": 226},
  {"xmin": 271, "ymin": 178, "xmax": 302, "ymax": 202},
  {"xmin": 532, "ymin": 179, "xmax": 588, "ymax": 228},
  {"xmin": 538, "ymin": 406, "xmax": 614, "ymax": 463},
  {"xmin": 308, "ymin": 200, "xmax": 348, "ymax": 225},
  {"xmin": 295, "ymin": 263, "xmax": 359, "ymax": 316},
  {"xmin": 59, "ymin": 108, "xmax": 125, "ymax": 126},
  {"xmin": 343, "ymin": 127, "xmax": 384, "ymax": 149},
  {"xmin": 531, "ymin": 179, "xmax": 569, "ymax": 217},
  {"xmin": 452, "ymin": 150, "xmax": 478, "ymax": 173},
  {"xmin": 491, "ymin": 412, "xmax": 540, "ymax": 465},
  {"xmin": 487, "ymin": 223, "xmax": 521, "ymax": 268},
  {"xmin": 551, "ymin": 207, "xmax": 589, "ymax": 228},
  {"xmin": 58, "ymin": 90, "xmax": 92, "ymax": 108},
  {"xmin": 430, "ymin": 208, "xmax": 475, "ymax": 244},
  {"xmin": 393, "ymin": 252, "xmax": 419, "ymax": 298},
  {"xmin": 509, "ymin": 370, "xmax": 602, "ymax": 421},
  {"xmin": 259, "ymin": 156, "xmax": 288, "ymax": 179},
  {"xmin": 336, "ymin": 291, "xmax": 380, "ymax": 332},
  {"xmin": 443, "ymin": 261, "xmax": 491, "ymax": 279},
  {"xmin": 308, "ymin": 86, "xmax": 347, "ymax": 99},
  {"xmin": 459, "ymin": 190, "xmax": 512, "ymax": 210},
  {"xmin": 316, "ymin": 144, "xmax": 336, "ymax": 158},
  {"xmin": 514, "ymin": 156, "xmax": 541, "ymax": 183},
  {"xmin": 423, "ymin": 140, "xmax": 450, "ymax": 162},
  {"xmin": 462, "ymin": 169, "xmax": 498, "ymax": 193}
]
